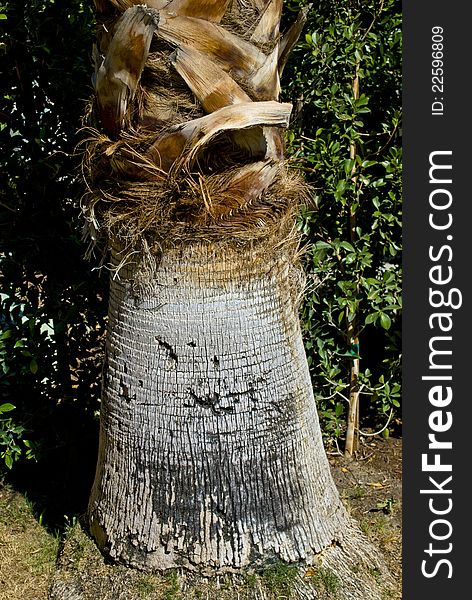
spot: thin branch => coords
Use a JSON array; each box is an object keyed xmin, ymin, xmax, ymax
[
  {"xmin": 358, "ymin": 408, "xmax": 394, "ymax": 437},
  {"xmin": 361, "ymin": 0, "xmax": 385, "ymax": 42}
]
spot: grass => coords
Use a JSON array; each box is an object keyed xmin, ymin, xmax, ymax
[
  {"xmin": 162, "ymin": 570, "xmax": 180, "ymax": 599},
  {"xmin": 260, "ymin": 562, "xmax": 300, "ymax": 597},
  {"xmin": 350, "ymin": 485, "xmax": 367, "ymax": 500},
  {"xmin": 0, "ymin": 484, "xmax": 60, "ymax": 600},
  {"xmin": 308, "ymin": 567, "xmax": 339, "ymax": 597},
  {"xmin": 360, "ymin": 513, "xmax": 390, "ymax": 537},
  {"xmin": 135, "ymin": 572, "xmax": 158, "ymax": 598}
]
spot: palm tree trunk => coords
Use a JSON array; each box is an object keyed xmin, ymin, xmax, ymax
[
  {"xmin": 82, "ymin": 2, "xmax": 393, "ymax": 597},
  {"xmin": 89, "ymin": 245, "xmax": 348, "ymax": 571}
]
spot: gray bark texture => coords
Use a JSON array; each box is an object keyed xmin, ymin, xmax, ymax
[
  {"xmin": 89, "ymin": 246, "xmax": 348, "ymax": 571},
  {"xmin": 85, "ymin": 245, "xmax": 392, "ymax": 600}
]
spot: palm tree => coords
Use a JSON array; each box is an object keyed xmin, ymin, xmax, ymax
[{"xmin": 83, "ymin": 1, "xmax": 391, "ymax": 597}]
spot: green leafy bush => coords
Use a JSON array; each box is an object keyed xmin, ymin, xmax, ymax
[
  {"xmin": 0, "ymin": 289, "xmax": 55, "ymax": 470},
  {"xmin": 283, "ymin": 0, "xmax": 402, "ymax": 445},
  {"xmin": 0, "ymin": 0, "xmax": 106, "ymax": 479}
]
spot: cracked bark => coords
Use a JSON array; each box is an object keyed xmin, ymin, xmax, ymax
[{"xmin": 89, "ymin": 247, "xmax": 350, "ymax": 571}]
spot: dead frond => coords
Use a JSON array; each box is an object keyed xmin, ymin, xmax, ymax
[{"xmin": 83, "ymin": 0, "xmax": 312, "ymax": 264}]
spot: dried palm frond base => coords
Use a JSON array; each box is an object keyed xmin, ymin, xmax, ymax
[
  {"xmin": 81, "ymin": 0, "xmax": 313, "ymax": 272},
  {"xmin": 49, "ymin": 520, "xmax": 394, "ymax": 600},
  {"xmin": 80, "ymin": 125, "xmax": 311, "ymax": 270}
]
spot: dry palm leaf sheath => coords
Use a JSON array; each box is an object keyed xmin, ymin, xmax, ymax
[{"xmin": 83, "ymin": 2, "xmax": 391, "ymax": 597}]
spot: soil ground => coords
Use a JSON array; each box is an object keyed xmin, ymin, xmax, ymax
[
  {"xmin": 328, "ymin": 436, "xmax": 402, "ymax": 592},
  {"xmin": 0, "ymin": 436, "xmax": 402, "ymax": 599}
]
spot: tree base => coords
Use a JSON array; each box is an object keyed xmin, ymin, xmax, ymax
[{"xmin": 50, "ymin": 521, "xmax": 395, "ymax": 600}]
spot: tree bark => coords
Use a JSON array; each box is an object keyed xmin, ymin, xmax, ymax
[{"xmin": 89, "ymin": 245, "xmax": 348, "ymax": 571}]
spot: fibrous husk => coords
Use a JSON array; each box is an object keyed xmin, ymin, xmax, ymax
[
  {"xmin": 94, "ymin": 5, "xmax": 160, "ymax": 137},
  {"xmin": 250, "ymin": 0, "xmax": 282, "ymax": 44},
  {"xmin": 170, "ymin": 45, "xmax": 252, "ymax": 113},
  {"xmin": 83, "ymin": 0, "xmax": 313, "ymax": 263},
  {"xmin": 81, "ymin": 125, "xmax": 310, "ymax": 255}
]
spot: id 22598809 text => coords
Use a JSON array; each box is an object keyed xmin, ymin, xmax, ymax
[{"xmin": 431, "ymin": 26, "xmax": 445, "ymax": 116}]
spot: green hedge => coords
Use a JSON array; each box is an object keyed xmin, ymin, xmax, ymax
[
  {"xmin": 283, "ymin": 0, "xmax": 402, "ymax": 444},
  {"xmin": 0, "ymin": 1, "xmax": 105, "ymax": 478}
]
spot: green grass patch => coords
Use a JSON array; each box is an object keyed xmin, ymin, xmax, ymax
[
  {"xmin": 162, "ymin": 569, "xmax": 181, "ymax": 599},
  {"xmin": 309, "ymin": 567, "xmax": 339, "ymax": 596},
  {"xmin": 0, "ymin": 485, "xmax": 60, "ymax": 600},
  {"xmin": 260, "ymin": 562, "xmax": 299, "ymax": 597}
]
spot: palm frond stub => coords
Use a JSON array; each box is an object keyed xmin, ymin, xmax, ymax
[{"xmin": 83, "ymin": 0, "xmax": 311, "ymax": 252}]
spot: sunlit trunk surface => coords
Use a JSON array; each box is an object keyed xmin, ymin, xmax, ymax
[{"xmin": 89, "ymin": 247, "xmax": 347, "ymax": 571}]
